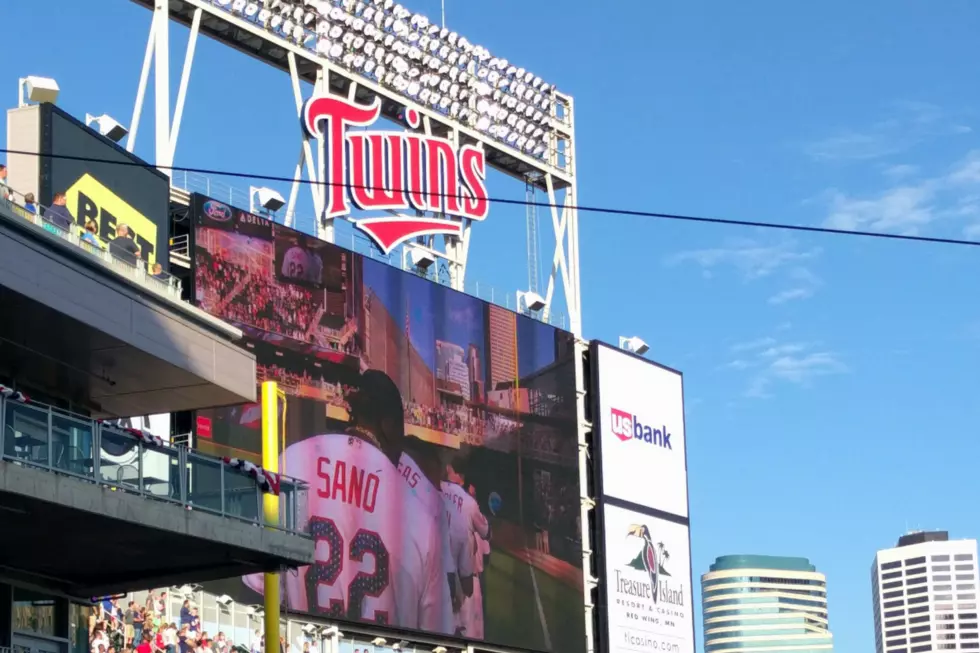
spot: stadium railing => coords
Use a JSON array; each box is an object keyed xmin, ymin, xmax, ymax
[
  {"xmin": 0, "ymin": 189, "xmax": 183, "ymax": 301},
  {"xmin": 0, "ymin": 390, "xmax": 308, "ymax": 535}
]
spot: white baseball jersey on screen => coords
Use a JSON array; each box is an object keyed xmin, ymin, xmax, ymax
[
  {"xmin": 473, "ymin": 533, "xmax": 490, "ymax": 574},
  {"xmin": 397, "ymin": 451, "xmax": 454, "ymax": 634},
  {"xmin": 461, "ymin": 574, "xmax": 484, "ymax": 639},
  {"xmin": 281, "ymin": 434, "xmax": 444, "ymax": 630},
  {"xmin": 281, "ymin": 246, "xmax": 321, "ymax": 283},
  {"xmin": 440, "ymin": 481, "xmax": 489, "ymax": 638},
  {"xmin": 281, "ymin": 246, "xmax": 308, "ymax": 280}
]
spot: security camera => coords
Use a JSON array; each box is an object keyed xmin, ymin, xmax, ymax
[
  {"xmin": 321, "ymin": 626, "xmax": 342, "ymax": 639},
  {"xmin": 371, "ymin": 638, "xmax": 387, "ymax": 646},
  {"xmin": 431, "ymin": 647, "xmax": 447, "ymax": 653},
  {"xmin": 216, "ymin": 595, "xmax": 233, "ymax": 606}
]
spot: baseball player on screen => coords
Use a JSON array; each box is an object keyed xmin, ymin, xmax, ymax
[
  {"xmin": 281, "ymin": 244, "xmax": 323, "ymax": 283},
  {"xmin": 245, "ymin": 370, "xmax": 446, "ymax": 630},
  {"xmin": 441, "ymin": 458, "xmax": 490, "ymax": 639},
  {"xmin": 397, "ymin": 438, "xmax": 455, "ymax": 634}
]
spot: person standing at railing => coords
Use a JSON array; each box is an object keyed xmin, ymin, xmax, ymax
[
  {"xmin": 82, "ymin": 220, "xmax": 102, "ymax": 248},
  {"xmin": 44, "ymin": 191, "xmax": 75, "ymax": 231},
  {"xmin": 0, "ymin": 164, "xmax": 11, "ymax": 201},
  {"xmin": 110, "ymin": 223, "xmax": 142, "ymax": 266},
  {"xmin": 23, "ymin": 192, "xmax": 37, "ymax": 214},
  {"xmin": 151, "ymin": 262, "xmax": 167, "ymax": 280}
]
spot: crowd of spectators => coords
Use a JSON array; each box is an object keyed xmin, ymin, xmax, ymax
[
  {"xmin": 0, "ymin": 165, "xmax": 155, "ymax": 274},
  {"xmin": 404, "ymin": 400, "xmax": 486, "ymax": 440},
  {"xmin": 197, "ymin": 251, "xmax": 321, "ymax": 340},
  {"xmin": 87, "ymin": 593, "xmax": 251, "ymax": 653}
]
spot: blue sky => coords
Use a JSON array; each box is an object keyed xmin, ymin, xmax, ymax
[{"xmin": 4, "ymin": 2, "xmax": 980, "ymax": 652}]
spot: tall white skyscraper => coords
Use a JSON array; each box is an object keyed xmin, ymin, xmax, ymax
[{"xmin": 871, "ymin": 531, "xmax": 979, "ymax": 653}]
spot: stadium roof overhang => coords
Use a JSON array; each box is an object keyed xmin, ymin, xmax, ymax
[
  {"xmin": 0, "ymin": 461, "xmax": 314, "ymax": 598},
  {"xmin": 0, "ymin": 205, "xmax": 257, "ymax": 417}
]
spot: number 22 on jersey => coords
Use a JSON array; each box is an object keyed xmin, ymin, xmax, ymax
[{"xmin": 305, "ymin": 516, "xmax": 391, "ymax": 624}]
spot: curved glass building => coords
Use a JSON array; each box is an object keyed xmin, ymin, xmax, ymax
[{"xmin": 702, "ymin": 555, "xmax": 834, "ymax": 653}]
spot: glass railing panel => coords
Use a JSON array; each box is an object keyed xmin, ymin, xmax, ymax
[{"xmin": 3, "ymin": 401, "xmax": 52, "ymax": 468}]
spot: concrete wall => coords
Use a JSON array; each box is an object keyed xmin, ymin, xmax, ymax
[
  {"xmin": 6, "ymin": 105, "xmax": 41, "ymax": 202},
  {"xmin": 0, "ymin": 211, "xmax": 256, "ymax": 415}
]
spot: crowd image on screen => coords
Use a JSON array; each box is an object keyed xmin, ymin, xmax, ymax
[{"xmin": 195, "ymin": 237, "xmax": 358, "ymax": 357}]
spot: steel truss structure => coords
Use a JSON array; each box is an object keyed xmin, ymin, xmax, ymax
[
  {"xmin": 123, "ymin": 3, "xmax": 593, "ymax": 653},
  {"xmin": 127, "ymin": 0, "xmax": 581, "ymax": 337}
]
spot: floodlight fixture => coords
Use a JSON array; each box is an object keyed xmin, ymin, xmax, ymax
[
  {"xmin": 518, "ymin": 290, "xmax": 546, "ymax": 313},
  {"xmin": 619, "ymin": 336, "xmax": 649, "ymax": 356},
  {"xmin": 84, "ymin": 113, "xmax": 129, "ymax": 143},
  {"xmin": 216, "ymin": 594, "xmax": 234, "ymax": 606},
  {"xmin": 431, "ymin": 648, "xmax": 447, "ymax": 653},
  {"xmin": 250, "ymin": 186, "xmax": 286, "ymax": 213},
  {"xmin": 18, "ymin": 76, "xmax": 60, "ymax": 107},
  {"xmin": 392, "ymin": 642, "xmax": 410, "ymax": 651}
]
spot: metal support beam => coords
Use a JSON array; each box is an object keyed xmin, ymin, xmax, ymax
[
  {"xmin": 315, "ymin": 67, "xmax": 330, "ymax": 242},
  {"xmin": 153, "ymin": 0, "xmax": 172, "ymax": 176},
  {"xmin": 169, "ymin": 8, "xmax": 202, "ymax": 161},
  {"xmin": 286, "ymin": 52, "xmax": 324, "ymax": 232},
  {"xmin": 127, "ymin": 11, "xmax": 156, "ymax": 153}
]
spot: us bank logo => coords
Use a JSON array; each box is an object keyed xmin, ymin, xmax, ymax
[
  {"xmin": 614, "ymin": 524, "xmax": 685, "ymax": 608},
  {"xmin": 610, "ymin": 407, "xmax": 673, "ymax": 449}
]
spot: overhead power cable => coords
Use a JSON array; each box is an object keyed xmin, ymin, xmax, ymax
[{"xmin": 3, "ymin": 147, "xmax": 979, "ymax": 248}]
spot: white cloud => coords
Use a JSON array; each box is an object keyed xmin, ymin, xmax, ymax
[
  {"xmin": 769, "ymin": 351, "xmax": 847, "ymax": 383},
  {"xmin": 882, "ymin": 164, "xmax": 920, "ymax": 180},
  {"xmin": 723, "ymin": 336, "xmax": 847, "ymax": 399},
  {"xmin": 665, "ymin": 239, "xmax": 821, "ymax": 281},
  {"xmin": 730, "ymin": 337, "xmax": 777, "ymax": 353},
  {"xmin": 768, "ymin": 288, "xmax": 813, "ymax": 304},
  {"xmin": 805, "ymin": 101, "xmax": 970, "ymax": 163},
  {"xmin": 768, "ymin": 268, "xmax": 822, "ymax": 305},
  {"xmin": 821, "ymin": 150, "xmax": 980, "ymax": 235}
]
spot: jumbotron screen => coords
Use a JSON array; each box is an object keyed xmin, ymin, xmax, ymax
[{"xmin": 189, "ymin": 193, "xmax": 585, "ymax": 652}]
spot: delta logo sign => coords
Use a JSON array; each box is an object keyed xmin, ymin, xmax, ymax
[
  {"xmin": 610, "ymin": 407, "xmax": 673, "ymax": 450},
  {"xmin": 303, "ymin": 95, "xmax": 489, "ymax": 255}
]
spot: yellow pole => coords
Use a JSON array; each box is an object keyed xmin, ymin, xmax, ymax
[{"xmin": 261, "ymin": 381, "xmax": 281, "ymax": 653}]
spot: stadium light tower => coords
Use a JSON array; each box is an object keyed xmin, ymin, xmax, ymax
[
  {"xmin": 249, "ymin": 186, "xmax": 286, "ymax": 215},
  {"xmin": 518, "ymin": 290, "xmax": 546, "ymax": 314},
  {"xmin": 18, "ymin": 76, "xmax": 60, "ymax": 107},
  {"xmin": 85, "ymin": 113, "xmax": 130, "ymax": 143},
  {"xmin": 619, "ymin": 335, "xmax": 649, "ymax": 356},
  {"xmin": 403, "ymin": 244, "xmax": 436, "ymax": 272}
]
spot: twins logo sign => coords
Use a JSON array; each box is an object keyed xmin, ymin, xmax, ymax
[{"xmin": 303, "ymin": 95, "xmax": 490, "ymax": 255}]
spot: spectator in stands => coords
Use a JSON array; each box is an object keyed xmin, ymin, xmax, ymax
[
  {"xmin": 124, "ymin": 602, "xmax": 137, "ymax": 647},
  {"xmin": 23, "ymin": 192, "xmax": 37, "ymax": 214},
  {"xmin": 151, "ymin": 262, "xmax": 167, "ymax": 280},
  {"xmin": 179, "ymin": 600, "xmax": 193, "ymax": 627},
  {"xmin": 135, "ymin": 633, "xmax": 152, "ymax": 653},
  {"xmin": 43, "ymin": 192, "xmax": 75, "ymax": 231},
  {"xmin": 132, "ymin": 604, "xmax": 145, "ymax": 646},
  {"xmin": 0, "ymin": 164, "xmax": 10, "ymax": 200},
  {"xmin": 110, "ymin": 223, "xmax": 141, "ymax": 266},
  {"xmin": 81, "ymin": 220, "xmax": 101, "ymax": 248}
]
